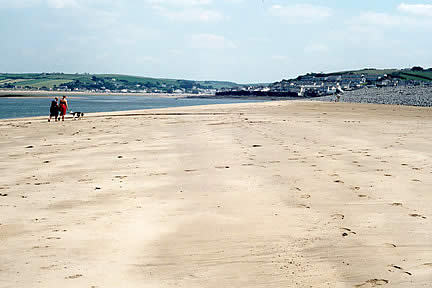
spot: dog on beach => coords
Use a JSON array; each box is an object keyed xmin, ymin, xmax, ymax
[{"xmin": 70, "ymin": 111, "xmax": 84, "ymax": 120}]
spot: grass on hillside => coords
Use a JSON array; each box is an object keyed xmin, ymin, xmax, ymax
[
  {"xmin": 0, "ymin": 73, "xmax": 240, "ymax": 90},
  {"xmin": 0, "ymin": 79, "xmax": 35, "ymax": 85},
  {"xmin": 324, "ymin": 68, "xmax": 432, "ymax": 82},
  {"xmin": 19, "ymin": 79, "xmax": 74, "ymax": 88},
  {"xmin": 398, "ymin": 71, "xmax": 432, "ymax": 81}
]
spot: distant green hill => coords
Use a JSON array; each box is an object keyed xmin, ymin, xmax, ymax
[
  {"xmin": 318, "ymin": 67, "xmax": 432, "ymax": 82},
  {"xmin": 0, "ymin": 73, "xmax": 241, "ymax": 93},
  {"xmin": 2, "ymin": 67, "xmax": 431, "ymax": 93}
]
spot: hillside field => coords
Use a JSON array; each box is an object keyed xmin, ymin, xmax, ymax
[{"xmin": 0, "ymin": 73, "xmax": 241, "ymax": 92}]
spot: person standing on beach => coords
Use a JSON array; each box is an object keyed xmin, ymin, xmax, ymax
[
  {"xmin": 48, "ymin": 97, "xmax": 59, "ymax": 122},
  {"xmin": 335, "ymin": 84, "xmax": 343, "ymax": 102},
  {"xmin": 59, "ymin": 96, "xmax": 68, "ymax": 121}
]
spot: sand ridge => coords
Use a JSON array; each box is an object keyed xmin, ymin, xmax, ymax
[{"xmin": 0, "ymin": 101, "xmax": 431, "ymax": 287}]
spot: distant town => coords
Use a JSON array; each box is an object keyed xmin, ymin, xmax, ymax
[
  {"xmin": 217, "ymin": 67, "xmax": 432, "ymax": 98},
  {"xmin": 1, "ymin": 67, "xmax": 432, "ymax": 97}
]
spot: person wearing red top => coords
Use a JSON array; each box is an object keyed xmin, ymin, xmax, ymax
[{"xmin": 59, "ymin": 95, "xmax": 68, "ymax": 121}]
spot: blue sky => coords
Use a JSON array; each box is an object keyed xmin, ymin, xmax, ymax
[{"xmin": 1, "ymin": 0, "xmax": 432, "ymax": 83}]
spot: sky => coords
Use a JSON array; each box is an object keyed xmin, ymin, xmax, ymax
[{"xmin": 1, "ymin": 0, "xmax": 432, "ymax": 83}]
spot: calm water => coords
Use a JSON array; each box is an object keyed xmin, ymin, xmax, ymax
[{"xmin": 0, "ymin": 95, "xmax": 264, "ymax": 119}]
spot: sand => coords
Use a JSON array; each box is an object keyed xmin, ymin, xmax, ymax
[{"xmin": 0, "ymin": 101, "xmax": 431, "ymax": 287}]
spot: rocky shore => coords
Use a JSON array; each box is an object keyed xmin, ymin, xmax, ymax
[{"xmin": 310, "ymin": 86, "xmax": 432, "ymax": 107}]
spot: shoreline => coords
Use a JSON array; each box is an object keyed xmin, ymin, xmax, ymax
[
  {"xmin": 0, "ymin": 89, "xmax": 208, "ymax": 98},
  {"xmin": 0, "ymin": 98, "xmax": 266, "ymax": 121},
  {"xmin": 2, "ymin": 99, "xmax": 432, "ymax": 121},
  {"xmin": 0, "ymin": 89, "xmax": 307, "ymax": 101}
]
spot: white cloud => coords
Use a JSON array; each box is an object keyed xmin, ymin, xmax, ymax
[
  {"xmin": 349, "ymin": 11, "xmax": 430, "ymax": 28},
  {"xmin": 148, "ymin": 0, "xmax": 223, "ymax": 22},
  {"xmin": 353, "ymin": 12, "xmax": 403, "ymax": 27},
  {"xmin": 269, "ymin": 4, "xmax": 332, "ymax": 22},
  {"xmin": 46, "ymin": 0, "xmax": 78, "ymax": 8},
  {"xmin": 0, "ymin": 0, "xmax": 84, "ymax": 8},
  {"xmin": 397, "ymin": 3, "xmax": 432, "ymax": 17},
  {"xmin": 147, "ymin": 0, "xmax": 211, "ymax": 6},
  {"xmin": 188, "ymin": 34, "xmax": 236, "ymax": 49},
  {"xmin": 0, "ymin": 0, "xmax": 41, "ymax": 8},
  {"xmin": 153, "ymin": 6, "xmax": 224, "ymax": 22}
]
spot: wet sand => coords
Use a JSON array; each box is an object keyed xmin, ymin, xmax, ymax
[{"xmin": 0, "ymin": 101, "xmax": 431, "ymax": 287}]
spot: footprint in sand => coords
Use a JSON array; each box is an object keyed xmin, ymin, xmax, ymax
[
  {"xmin": 149, "ymin": 173, "xmax": 168, "ymax": 176},
  {"xmin": 114, "ymin": 176, "xmax": 128, "ymax": 179},
  {"xmin": 34, "ymin": 182, "xmax": 50, "ymax": 186},
  {"xmin": 40, "ymin": 264, "xmax": 58, "ymax": 270},
  {"xmin": 331, "ymin": 214, "xmax": 345, "ymax": 220},
  {"xmin": 384, "ymin": 243, "xmax": 397, "ymax": 248},
  {"xmin": 65, "ymin": 274, "xmax": 83, "ymax": 279},
  {"xmin": 33, "ymin": 218, "xmax": 47, "ymax": 222},
  {"xmin": 301, "ymin": 194, "xmax": 311, "ymax": 199},
  {"xmin": 0, "ymin": 193, "xmax": 8, "ymax": 197},
  {"xmin": 341, "ymin": 228, "xmax": 357, "ymax": 237},
  {"xmin": 409, "ymin": 213, "xmax": 427, "ymax": 219},
  {"xmin": 388, "ymin": 265, "xmax": 412, "ymax": 276},
  {"xmin": 355, "ymin": 279, "xmax": 389, "ymax": 287},
  {"xmin": 351, "ymin": 186, "xmax": 361, "ymax": 191},
  {"xmin": 25, "ymin": 146, "xmax": 34, "ymax": 149},
  {"xmin": 32, "ymin": 245, "xmax": 50, "ymax": 249},
  {"xmin": 391, "ymin": 203, "xmax": 403, "ymax": 207},
  {"xmin": 334, "ymin": 180, "xmax": 344, "ymax": 184}
]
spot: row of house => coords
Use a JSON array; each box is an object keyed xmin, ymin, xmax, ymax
[
  {"xmin": 3, "ymin": 85, "xmax": 216, "ymax": 95},
  {"xmin": 220, "ymin": 73, "xmax": 429, "ymax": 97}
]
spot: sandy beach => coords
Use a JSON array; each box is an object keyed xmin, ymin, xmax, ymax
[{"xmin": 0, "ymin": 101, "xmax": 431, "ymax": 287}]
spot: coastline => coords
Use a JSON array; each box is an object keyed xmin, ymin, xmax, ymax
[
  {"xmin": 1, "ymin": 101, "xmax": 431, "ymax": 287},
  {"xmin": 0, "ymin": 89, "xmax": 298, "ymax": 102},
  {"xmin": 0, "ymin": 89, "xmax": 206, "ymax": 98},
  {"xmin": 1, "ymin": 99, "xmax": 431, "ymax": 122}
]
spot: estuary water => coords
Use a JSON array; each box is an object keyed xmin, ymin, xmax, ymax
[{"xmin": 0, "ymin": 95, "xmax": 264, "ymax": 119}]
